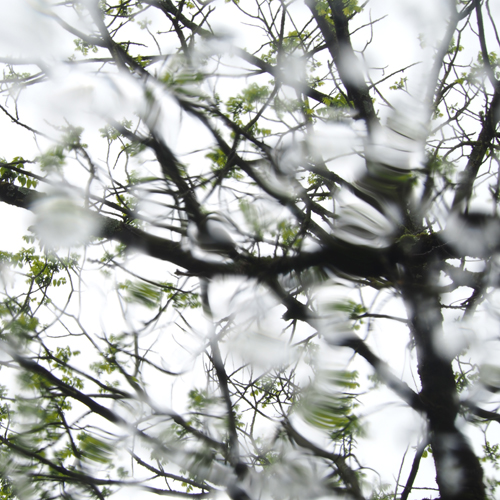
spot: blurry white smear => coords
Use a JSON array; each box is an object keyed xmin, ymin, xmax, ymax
[
  {"xmin": 33, "ymin": 195, "xmax": 100, "ymax": 248},
  {"xmin": 0, "ymin": 0, "xmax": 69, "ymax": 60},
  {"xmin": 26, "ymin": 70, "xmax": 146, "ymax": 127},
  {"xmin": 227, "ymin": 331, "xmax": 290, "ymax": 368},
  {"xmin": 443, "ymin": 212, "xmax": 500, "ymax": 258},
  {"xmin": 334, "ymin": 199, "xmax": 397, "ymax": 248}
]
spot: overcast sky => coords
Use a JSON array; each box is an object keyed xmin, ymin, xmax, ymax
[{"xmin": 0, "ymin": 1, "xmax": 499, "ymax": 499}]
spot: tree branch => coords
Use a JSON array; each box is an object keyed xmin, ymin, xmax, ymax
[
  {"xmin": 305, "ymin": 0, "xmax": 379, "ymax": 131},
  {"xmin": 340, "ymin": 336, "xmax": 424, "ymax": 412},
  {"xmin": 400, "ymin": 439, "xmax": 429, "ymax": 500},
  {"xmin": 284, "ymin": 420, "xmax": 365, "ymax": 500}
]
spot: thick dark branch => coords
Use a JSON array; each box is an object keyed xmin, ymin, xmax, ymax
[
  {"xmin": 3, "ymin": 180, "xmax": 497, "ymax": 281},
  {"xmin": 142, "ymin": 0, "xmax": 212, "ymax": 37},
  {"xmin": 0, "ymin": 181, "xmax": 46, "ymax": 208},
  {"xmin": 7, "ymin": 347, "xmax": 127, "ymax": 425},
  {"xmin": 462, "ymin": 401, "xmax": 500, "ymax": 423},
  {"xmin": 305, "ymin": 0, "xmax": 379, "ymax": 131},
  {"xmin": 3, "ymin": 179, "xmax": 492, "ymax": 282},
  {"xmin": 402, "ymin": 270, "xmax": 485, "ymax": 500},
  {"xmin": 208, "ymin": 337, "xmax": 240, "ymax": 466},
  {"xmin": 459, "ymin": 1, "xmax": 476, "ymax": 20},
  {"xmin": 0, "ymin": 182, "xmax": 391, "ymax": 279},
  {"xmin": 109, "ymin": 123, "xmax": 203, "ymax": 223},
  {"xmin": 341, "ymin": 337, "xmax": 424, "ymax": 412}
]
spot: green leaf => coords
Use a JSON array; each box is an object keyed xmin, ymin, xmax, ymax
[{"xmin": 118, "ymin": 280, "xmax": 162, "ymax": 308}]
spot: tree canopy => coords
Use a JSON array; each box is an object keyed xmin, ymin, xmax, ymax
[{"xmin": 0, "ymin": 0, "xmax": 499, "ymax": 499}]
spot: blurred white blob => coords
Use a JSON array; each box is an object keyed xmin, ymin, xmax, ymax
[
  {"xmin": 317, "ymin": 317, "xmax": 357, "ymax": 346},
  {"xmin": 175, "ymin": 444, "xmax": 233, "ymax": 487},
  {"xmin": 207, "ymin": 278, "xmax": 294, "ymax": 368},
  {"xmin": 28, "ymin": 69, "xmax": 145, "ymax": 126},
  {"xmin": 32, "ymin": 195, "xmax": 100, "ymax": 247},
  {"xmin": 361, "ymin": 100, "xmax": 426, "ymax": 193},
  {"xmin": 337, "ymin": 46, "xmax": 366, "ymax": 87},
  {"xmin": 313, "ymin": 285, "xmax": 361, "ymax": 344},
  {"xmin": 300, "ymin": 237, "xmax": 323, "ymax": 253},
  {"xmin": 333, "ymin": 97, "xmax": 427, "ymax": 247},
  {"xmin": 239, "ymin": 197, "xmax": 292, "ymax": 239},
  {"xmin": 174, "ymin": 439, "xmax": 327, "ymax": 500},
  {"xmin": 478, "ymin": 363, "xmax": 500, "ymax": 392},
  {"xmin": 276, "ymin": 123, "xmax": 362, "ymax": 178},
  {"xmin": 278, "ymin": 54, "xmax": 307, "ymax": 89},
  {"xmin": 0, "ymin": 265, "xmax": 14, "ymax": 290},
  {"xmin": 227, "ymin": 330, "xmax": 291, "ymax": 368},
  {"xmin": 433, "ymin": 433, "xmax": 465, "ymax": 496},
  {"xmin": 159, "ymin": 54, "xmax": 209, "ymax": 104},
  {"xmin": 364, "ymin": 136, "xmax": 423, "ymax": 172},
  {"xmin": 208, "ymin": 3, "xmax": 261, "ymax": 53},
  {"xmin": 307, "ymin": 123, "xmax": 361, "ymax": 163},
  {"xmin": 187, "ymin": 215, "xmax": 237, "ymax": 258},
  {"xmin": 368, "ymin": 96, "xmax": 426, "ymax": 166},
  {"xmin": 194, "ymin": 31, "xmax": 237, "ymax": 59},
  {"xmin": 275, "ymin": 139, "xmax": 307, "ymax": 176},
  {"xmin": 258, "ymin": 165, "xmax": 299, "ymax": 200},
  {"xmin": 433, "ymin": 321, "xmax": 471, "ymax": 361},
  {"xmin": 0, "ymin": 0, "xmax": 68, "ymax": 60},
  {"xmin": 385, "ymin": 97, "xmax": 428, "ymax": 143},
  {"xmin": 443, "ymin": 212, "xmax": 500, "ymax": 258},
  {"xmin": 223, "ymin": 281, "xmax": 294, "ymax": 368},
  {"xmin": 334, "ymin": 199, "xmax": 398, "ymax": 248},
  {"xmin": 255, "ymin": 445, "xmax": 328, "ymax": 500}
]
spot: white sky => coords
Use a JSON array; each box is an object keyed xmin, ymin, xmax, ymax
[{"xmin": 0, "ymin": 1, "xmax": 499, "ymax": 499}]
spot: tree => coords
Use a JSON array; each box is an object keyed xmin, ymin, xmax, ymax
[{"xmin": 0, "ymin": 0, "xmax": 498, "ymax": 499}]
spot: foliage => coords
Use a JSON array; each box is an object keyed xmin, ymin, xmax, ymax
[{"xmin": 0, "ymin": 1, "xmax": 498, "ymax": 500}]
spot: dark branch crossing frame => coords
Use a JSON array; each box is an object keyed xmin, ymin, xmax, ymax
[{"xmin": 0, "ymin": 1, "xmax": 497, "ymax": 500}]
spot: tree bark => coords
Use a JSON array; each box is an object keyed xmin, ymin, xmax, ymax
[{"xmin": 402, "ymin": 265, "xmax": 485, "ymax": 500}]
